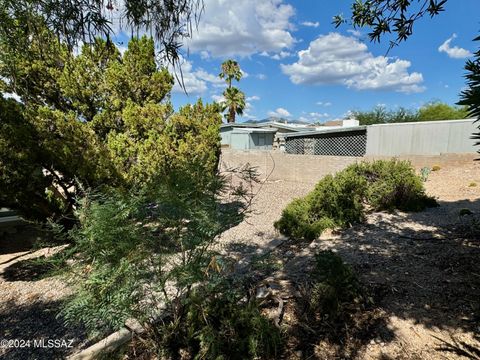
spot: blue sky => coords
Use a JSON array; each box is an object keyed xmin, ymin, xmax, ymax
[{"xmin": 121, "ymin": 0, "xmax": 479, "ymax": 123}]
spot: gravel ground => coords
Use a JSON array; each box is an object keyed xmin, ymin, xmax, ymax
[
  {"xmin": 216, "ymin": 179, "xmax": 312, "ymax": 254},
  {"xmin": 0, "ymin": 230, "xmax": 87, "ymax": 359},
  {"xmin": 217, "ymin": 161, "xmax": 480, "ymax": 359},
  {"xmin": 1, "ymin": 160, "xmax": 479, "ymax": 359}
]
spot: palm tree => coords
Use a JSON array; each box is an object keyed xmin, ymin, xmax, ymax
[
  {"xmin": 222, "ymin": 87, "xmax": 245, "ymax": 123},
  {"xmin": 219, "ymin": 59, "xmax": 242, "ymax": 88},
  {"xmin": 218, "ymin": 59, "xmax": 246, "ymax": 123}
]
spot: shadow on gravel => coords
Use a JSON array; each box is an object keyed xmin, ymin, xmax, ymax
[
  {"xmin": 2, "ymin": 257, "xmax": 57, "ymax": 282},
  {"xmin": 219, "ymin": 198, "xmax": 480, "ymax": 358},
  {"xmin": 0, "ymin": 224, "xmax": 58, "ymax": 259},
  {"xmin": 319, "ymin": 198, "xmax": 480, "ymax": 335},
  {"xmin": 0, "ymin": 299, "xmax": 87, "ymax": 360}
]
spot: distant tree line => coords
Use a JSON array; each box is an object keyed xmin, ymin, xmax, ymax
[{"xmin": 349, "ymin": 102, "xmax": 469, "ymax": 126}]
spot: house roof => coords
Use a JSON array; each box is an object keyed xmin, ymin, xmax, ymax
[
  {"xmin": 231, "ymin": 127, "xmax": 277, "ymax": 134},
  {"xmin": 259, "ymin": 121, "xmax": 317, "ymax": 132},
  {"xmin": 279, "ymin": 126, "xmax": 367, "ymax": 139},
  {"xmin": 221, "ymin": 121, "xmax": 316, "ymax": 132}
]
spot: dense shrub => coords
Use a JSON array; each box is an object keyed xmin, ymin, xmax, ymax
[
  {"xmin": 60, "ymin": 164, "xmax": 268, "ymax": 358},
  {"xmin": 62, "ymin": 182, "xmax": 226, "ymax": 335},
  {"xmin": 275, "ymin": 159, "xmax": 436, "ymax": 240},
  {"xmin": 0, "ymin": 27, "xmax": 221, "ymax": 223},
  {"xmin": 152, "ymin": 285, "xmax": 281, "ymax": 359},
  {"xmin": 355, "ymin": 160, "xmax": 437, "ymax": 212}
]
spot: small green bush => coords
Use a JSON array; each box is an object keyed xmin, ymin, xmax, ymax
[
  {"xmin": 155, "ymin": 285, "xmax": 281, "ymax": 359},
  {"xmin": 275, "ymin": 159, "xmax": 436, "ymax": 240},
  {"xmin": 308, "ymin": 251, "xmax": 361, "ymax": 319},
  {"xmin": 420, "ymin": 166, "xmax": 431, "ymax": 182},
  {"xmin": 469, "ymin": 182, "xmax": 477, "ymax": 187},
  {"xmin": 432, "ymin": 165, "xmax": 441, "ymax": 171},
  {"xmin": 459, "ymin": 208, "xmax": 473, "ymax": 216},
  {"xmin": 357, "ymin": 160, "xmax": 437, "ymax": 211}
]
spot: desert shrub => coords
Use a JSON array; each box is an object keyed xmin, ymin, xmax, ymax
[
  {"xmin": 62, "ymin": 180, "xmax": 226, "ymax": 335},
  {"xmin": 275, "ymin": 159, "xmax": 436, "ymax": 240},
  {"xmin": 290, "ymin": 251, "xmax": 383, "ymax": 359},
  {"xmin": 306, "ymin": 251, "xmax": 362, "ymax": 320},
  {"xmin": 60, "ymin": 164, "xmax": 269, "ymax": 358},
  {"xmin": 151, "ymin": 284, "xmax": 281, "ymax": 359},
  {"xmin": 275, "ymin": 170, "xmax": 367, "ymax": 241},
  {"xmin": 469, "ymin": 182, "xmax": 477, "ymax": 187},
  {"xmin": 273, "ymin": 197, "xmax": 316, "ymax": 240},
  {"xmin": 355, "ymin": 160, "xmax": 437, "ymax": 211},
  {"xmin": 420, "ymin": 166, "xmax": 431, "ymax": 182},
  {"xmin": 459, "ymin": 208, "xmax": 473, "ymax": 216},
  {"xmin": 432, "ymin": 165, "xmax": 442, "ymax": 171}
]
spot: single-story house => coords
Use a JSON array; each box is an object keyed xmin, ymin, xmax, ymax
[{"xmin": 220, "ymin": 124, "xmax": 277, "ymax": 150}]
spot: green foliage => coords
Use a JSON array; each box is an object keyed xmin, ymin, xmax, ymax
[
  {"xmin": 355, "ymin": 160, "xmax": 437, "ymax": 211},
  {"xmin": 292, "ymin": 250, "xmax": 372, "ymax": 359},
  {"xmin": 351, "ymin": 106, "xmax": 418, "ymax": 125},
  {"xmin": 432, "ymin": 165, "xmax": 442, "ymax": 172},
  {"xmin": 219, "ymin": 59, "xmax": 243, "ymax": 87},
  {"xmin": 154, "ymin": 284, "xmax": 281, "ymax": 359},
  {"xmin": 417, "ymin": 102, "xmax": 469, "ymax": 121},
  {"xmin": 351, "ymin": 102, "xmax": 468, "ymax": 126},
  {"xmin": 219, "ymin": 59, "xmax": 246, "ymax": 123},
  {"xmin": 420, "ymin": 167, "xmax": 431, "ymax": 182},
  {"xmin": 0, "ymin": 25, "xmax": 221, "ymax": 222},
  {"xmin": 62, "ymin": 181, "xmax": 224, "ymax": 335},
  {"xmin": 275, "ymin": 160, "xmax": 436, "ymax": 240},
  {"xmin": 334, "ymin": 0, "xmax": 448, "ymax": 48},
  {"xmin": 307, "ymin": 251, "xmax": 361, "ymax": 320},
  {"xmin": 60, "ymin": 163, "xmax": 257, "ymax": 344},
  {"xmin": 458, "ymin": 34, "xmax": 480, "ymax": 154},
  {"xmin": 0, "ymin": 98, "xmax": 63, "ymax": 220},
  {"xmin": 0, "ymin": 0, "xmax": 202, "ymax": 68},
  {"xmin": 221, "ymin": 87, "xmax": 246, "ymax": 124}
]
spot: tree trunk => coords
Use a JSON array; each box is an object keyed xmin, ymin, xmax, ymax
[{"xmin": 228, "ymin": 106, "xmax": 236, "ymax": 123}]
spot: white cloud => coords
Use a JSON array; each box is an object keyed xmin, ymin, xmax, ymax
[
  {"xmin": 271, "ymin": 51, "xmax": 293, "ymax": 60},
  {"xmin": 186, "ymin": 0, "xmax": 296, "ymax": 57},
  {"xmin": 301, "ymin": 21, "xmax": 319, "ymax": 28},
  {"xmin": 281, "ymin": 32, "xmax": 425, "ymax": 94},
  {"xmin": 170, "ymin": 58, "xmax": 221, "ymax": 94},
  {"xmin": 247, "ymin": 95, "xmax": 260, "ymax": 101},
  {"xmin": 194, "ymin": 68, "xmax": 225, "ymax": 88},
  {"xmin": 211, "ymin": 94, "xmax": 225, "ymax": 103},
  {"xmin": 316, "ymin": 101, "xmax": 332, "ymax": 107},
  {"xmin": 347, "ymin": 29, "xmax": 362, "ymax": 37},
  {"xmin": 268, "ymin": 107, "xmax": 291, "ymax": 117},
  {"xmin": 438, "ymin": 34, "xmax": 473, "ymax": 59},
  {"xmin": 309, "ymin": 112, "xmax": 329, "ymax": 119},
  {"xmin": 256, "ymin": 73, "xmax": 267, "ymax": 80},
  {"xmin": 299, "ymin": 111, "xmax": 329, "ymax": 122}
]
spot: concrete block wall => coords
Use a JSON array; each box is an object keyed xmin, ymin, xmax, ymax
[{"xmin": 220, "ymin": 150, "xmax": 477, "ymax": 185}]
